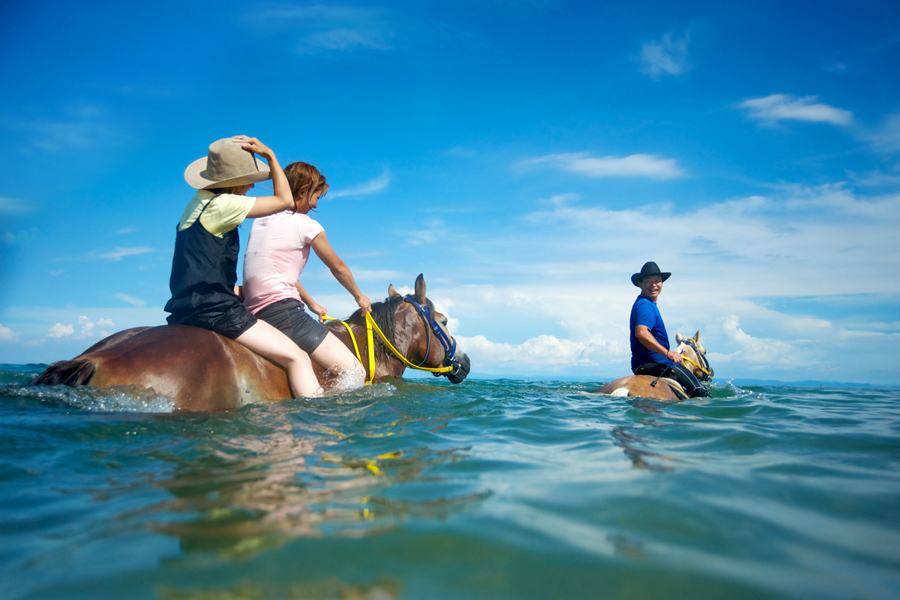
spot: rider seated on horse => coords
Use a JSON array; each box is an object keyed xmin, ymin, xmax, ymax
[
  {"xmin": 629, "ymin": 261, "xmax": 710, "ymax": 398},
  {"xmin": 239, "ymin": 161, "xmax": 371, "ymax": 390}
]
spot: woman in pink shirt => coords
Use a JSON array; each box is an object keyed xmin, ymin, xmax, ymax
[{"xmin": 241, "ymin": 162, "xmax": 370, "ymax": 390}]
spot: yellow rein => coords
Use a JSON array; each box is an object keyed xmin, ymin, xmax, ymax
[
  {"xmin": 680, "ymin": 354, "xmax": 710, "ymax": 377},
  {"xmin": 323, "ymin": 313, "xmax": 453, "ymax": 385}
]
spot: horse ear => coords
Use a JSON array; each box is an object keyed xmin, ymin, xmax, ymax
[
  {"xmin": 388, "ymin": 284, "xmax": 400, "ymax": 298},
  {"xmin": 693, "ymin": 329, "xmax": 700, "ymax": 341},
  {"xmin": 676, "ymin": 332, "xmax": 683, "ymax": 343},
  {"xmin": 414, "ymin": 274, "xmax": 426, "ymax": 303}
]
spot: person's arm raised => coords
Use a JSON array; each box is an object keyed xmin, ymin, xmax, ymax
[{"xmin": 232, "ymin": 136, "xmax": 294, "ymax": 218}]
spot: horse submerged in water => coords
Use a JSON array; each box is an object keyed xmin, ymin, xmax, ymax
[
  {"xmin": 600, "ymin": 330, "xmax": 713, "ymax": 402},
  {"xmin": 33, "ymin": 275, "xmax": 470, "ymax": 411}
]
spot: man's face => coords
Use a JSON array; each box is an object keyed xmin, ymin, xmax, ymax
[{"xmin": 639, "ymin": 275, "xmax": 663, "ymax": 302}]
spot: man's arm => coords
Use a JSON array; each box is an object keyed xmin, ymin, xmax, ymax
[{"xmin": 635, "ymin": 325, "xmax": 683, "ymax": 364}]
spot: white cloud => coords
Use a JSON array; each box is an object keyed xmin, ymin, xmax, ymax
[
  {"xmin": 521, "ymin": 152, "xmax": 685, "ymax": 179},
  {"xmin": 329, "ymin": 170, "xmax": 391, "ymax": 198},
  {"xmin": 16, "ymin": 104, "xmax": 121, "ymax": 152},
  {"xmin": 116, "ymin": 293, "xmax": 146, "ymax": 307},
  {"xmin": 97, "ymin": 247, "xmax": 154, "ymax": 261},
  {"xmin": 639, "ymin": 31, "xmax": 691, "ymax": 78},
  {"xmin": 0, "ymin": 197, "xmax": 36, "ymax": 215},
  {"xmin": 257, "ymin": 5, "xmax": 394, "ymax": 54},
  {"xmin": 302, "ymin": 28, "xmax": 392, "ymax": 52},
  {"xmin": 3, "ymin": 228, "xmax": 39, "ymax": 246},
  {"xmin": 740, "ymin": 94, "xmax": 853, "ymax": 126},
  {"xmin": 864, "ymin": 111, "xmax": 900, "ymax": 153},
  {"xmin": 0, "ymin": 323, "xmax": 15, "ymax": 341},
  {"xmin": 46, "ymin": 317, "xmax": 116, "ymax": 341},
  {"xmin": 48, "ymin": 323, "xmax": 75, "ymax": 338},
  {"xmin": 717, "ymin": 315, "xmax": 801, "ymax": 367},
  {"xmin": 412, "ymin": 179, "xmax": 900, "ymax": 383}
]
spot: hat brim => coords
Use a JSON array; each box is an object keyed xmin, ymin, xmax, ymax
[
  {"xmin": 184, "ymin": 156, "xmax": 272, "ymax": 190},
  {"xmin": 632, "ymin": 272, "xmax": 671, "ymax": 286}
]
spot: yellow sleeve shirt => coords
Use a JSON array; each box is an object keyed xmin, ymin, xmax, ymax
[{"xmin": 177, "ymin": 190, "xmax": 255, "ymax": 237}]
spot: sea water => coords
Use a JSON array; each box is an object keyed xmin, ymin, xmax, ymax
[{"xmin": 1, "ymin": 364, "xmax": 899, "ymax": 600}]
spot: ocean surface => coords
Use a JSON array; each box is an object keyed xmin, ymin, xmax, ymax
[{"xmin": 2, "ymin": 363, "xmax": 899, "ymax": 600}]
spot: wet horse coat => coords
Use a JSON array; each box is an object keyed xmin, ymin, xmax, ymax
[{"xmin": 34, "ymin": 275, "xmax": 469, "ymax": 411}]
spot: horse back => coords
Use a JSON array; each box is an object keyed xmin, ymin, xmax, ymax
[
  {"xmin": 600, "ymin": 375, "xmax": 680, "ymax": 402},
  {"xmin": 53, "ymin": 325, "xmax": 290, "ymax": 411}
]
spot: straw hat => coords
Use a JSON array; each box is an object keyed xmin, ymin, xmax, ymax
[{"xmin": 184, "ymin": 138, "xmax": 272, "ymax": 190}]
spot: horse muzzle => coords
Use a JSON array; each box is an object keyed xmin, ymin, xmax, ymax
[{"xmin": 443, "ymin": 352, "xmax": 470, "ymax": 384}]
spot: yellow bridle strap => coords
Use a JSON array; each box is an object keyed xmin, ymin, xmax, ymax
[
  {"xmin": 681, "ymin": 355, "xmax": 710, "ymax": 376},
  {"xmin": 322, "ymin": 312, "xmax": 453, "ymax": 385},
  {"xmin": 364, "ymin": 312, "xmax": 453, "ymax": 375},
  {"xmin": 322, "ymin": 316, "xmax": 374, "ymax": 385}
]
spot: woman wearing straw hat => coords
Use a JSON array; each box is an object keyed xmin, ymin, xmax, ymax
[
  {"xmin": 164, "ymin": 135, "xmax": 322, "ymax": 398},
  {"xmin": 240, "ymin": 161, "xmax": 370, "ymax": 390}
]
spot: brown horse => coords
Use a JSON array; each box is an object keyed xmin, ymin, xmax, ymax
[
  {"xmin": 600, "ymin": 331, "xmax": 713, "ymax": 402},
  {"xmin": 33, "ymin": 275, "xmax": 470, "ymax": 411}
]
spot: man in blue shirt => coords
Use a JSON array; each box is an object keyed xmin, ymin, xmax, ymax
[{"xmin": 630, "ymin": 261, "xmax": 709, "ymax": 397}]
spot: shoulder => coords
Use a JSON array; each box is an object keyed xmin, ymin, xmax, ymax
[
  {"xmin": 633, "ymin": 296, "xmax": 659, "ymax": 321},
  {"xmin": 295, "ymin": 213, "xmax": 325, "ymax": 238},
  {"xmin": 202, "ymin": 193, "xmax": 255, "ymax": 236},
  {"xmin": 212, "ymin": 193, "xmax": 255, "ymax": 214}
]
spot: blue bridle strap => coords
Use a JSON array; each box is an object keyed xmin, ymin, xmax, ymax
[{"xmin": 403, "ymin": 295, "xmax": 457, "ymax": 365}]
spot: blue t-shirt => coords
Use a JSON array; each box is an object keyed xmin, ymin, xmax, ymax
[{"xmin": 630, "ymin": 295, "xmax": 671, "ymax": 371}]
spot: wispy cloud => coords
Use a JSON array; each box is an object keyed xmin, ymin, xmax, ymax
[
  {"xmin": 0, "ymin": 196, "xmax": 36, "ymax": 215},
  {"xmin": 115, "ymin": 293, "xmax": 146, "ymax": 307},
  {"xmin": 863, "ymin": 111, "xmax": 900, "ymax": 154},
  {"xmin": 97, "ymin": 247, "xmax": 154, "ymax": 261},
  {"xmin": 15, "ymin": 104, "xmax": 121, "ymax": 152},
  {"xmin": 329, "ymin": 170, "xmax": 390, "ymax": 198},
  {"xmin": 302, "ymin": 28, "xmax": 392, "ymax": 52},
  {"xmin": 256, "ymin": 5, "xmax": 394, "ymax": 54},
  {"xmin": 3, "ymin": 228, "xmax": 39, "ymax": 246},
  {"xmin": 639, "ymin": 31, "xmax": 691, "ymax": 78},
  {"xmin": 521, "ymin": 152, "xmax": 685, "ymax": 179},
  {"xmin": 740, "ymin": 94, "xmax": 853, "ymax": 126}
]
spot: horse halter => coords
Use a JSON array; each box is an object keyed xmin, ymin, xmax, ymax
[
  {"xmin": 679, "ymin": 338, "xmax": 712, "ymax": 382},
  {"xmin": 402, "ymin": 295, "xmax": 465, "ymax": 380},
  {"xmin": 326, "ymin": 295, "xmax": 468, "ymax": 385}
]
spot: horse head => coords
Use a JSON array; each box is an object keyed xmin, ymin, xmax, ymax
[
  {"xmin": 675, "ymin": 330, "xmax": 713, "ymax": 382},
  {"xmin": 386, "ymin": 274, "xmax": 470, "ymax": 384}
]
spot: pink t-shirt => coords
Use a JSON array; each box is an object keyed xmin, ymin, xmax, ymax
[{"xmin": 242, "ymin": 211, "xmax": 325, "ymax": 314}]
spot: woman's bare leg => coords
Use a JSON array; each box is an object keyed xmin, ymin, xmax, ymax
[
  {"xmin": 236, "ymin": 320, "xmax": 322, "ymax": 397},
  {"xmin": 310, "ymin": 332, "xmax": 365, "ymax": 390}
]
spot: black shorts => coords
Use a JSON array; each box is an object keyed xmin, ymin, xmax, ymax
[
  {"xmin": 166, "ymin": 299, "xmax": 258, "ymax": 340},
  {"xmin": 255, "ymin": 298, "xmax": 329, "ymax": 354}
]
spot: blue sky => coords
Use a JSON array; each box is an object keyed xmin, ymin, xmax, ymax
[{"xmin": 2, "ymin": 1, "xmax": 899, "ymax": 385}]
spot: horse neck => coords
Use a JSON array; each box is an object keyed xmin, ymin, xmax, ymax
[{"xmin": 344, "ymin": 298, "xmax": 409, "ymax": 379}]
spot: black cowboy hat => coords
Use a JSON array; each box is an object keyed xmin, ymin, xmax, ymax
[{"xmin": 631, "ymin": 261, "xmax": 671, "ymax": 287}]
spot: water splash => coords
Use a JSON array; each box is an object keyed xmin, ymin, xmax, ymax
[{"xmin": 1, "ymin": 382, "xmax": 175, "ymax": 413}]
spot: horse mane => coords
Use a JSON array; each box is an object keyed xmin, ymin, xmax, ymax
[{"xmin": 343, "ymin": 295, "xmax": 406, "ymax": 360}]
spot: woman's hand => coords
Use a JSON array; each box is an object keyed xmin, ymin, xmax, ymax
[
  {"xmin": 356, "ymin": 294, "xmax": 372, "ymax": 314},
  {"xmin": 232, "ymin": 135, "xmax": 273, "ymax": 160},
  {"xmin": 308, "ymin": 301, "xmax": 329, "ymax": 322}
]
